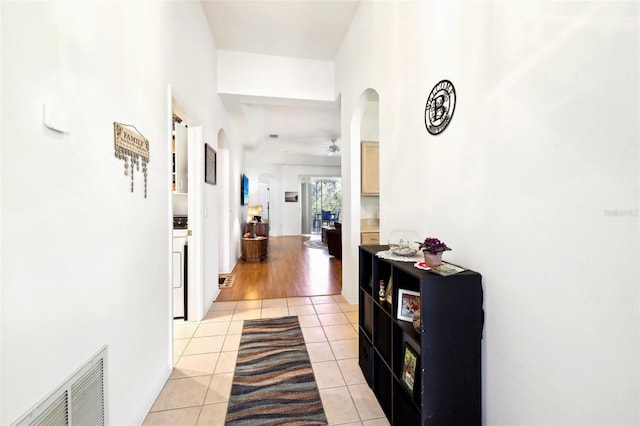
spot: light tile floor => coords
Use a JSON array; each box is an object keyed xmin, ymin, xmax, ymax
[{"xmin": 143, "ymin": 294, "xmax": 389, "ymax": 426}]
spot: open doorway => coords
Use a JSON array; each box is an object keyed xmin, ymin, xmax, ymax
[
  {"xmin": 171, "ymin": 112, "xmax": 189, "ymax": 321},
  {"xmin": 168, "ymin": 89, "xmax": 206, "ymax": 323},
  {"xmin": 258, "ymin": 174, "xmax": 272, "ymax": 224},
  {"xmin": 300, "ymin": 176, "xmax": 342, "ymax": 235}
]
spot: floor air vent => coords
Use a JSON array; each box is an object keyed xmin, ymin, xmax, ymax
[{"xmin": 13, "ymin": 346, "xmax": 107, "ymax": 426}]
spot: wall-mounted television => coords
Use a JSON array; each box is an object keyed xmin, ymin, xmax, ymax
[{"xmin": 241, "ymin": 174, "xmax": 249, "ymax": 205}]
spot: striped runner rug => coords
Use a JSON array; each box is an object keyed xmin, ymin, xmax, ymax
[{"xmin": 225, "ymin": 316, "xmax": 328, "ymax": 425}]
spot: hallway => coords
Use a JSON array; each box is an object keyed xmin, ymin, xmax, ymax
[
  {"xmin": 144, "ymin": 295, "xmax": 387, "ymax": 425},
  {"xmin": 216, "ymin": 235, "xmax": 342, "ymax": 301},
  {"xmin": 141, "ymin": 235, "xmax": 382, "ymax": 425}
]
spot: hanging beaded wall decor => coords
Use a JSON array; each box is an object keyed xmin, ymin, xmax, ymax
[{"xmin": 113, "ymin": 122, "xmax": 150, "ymax": 198}]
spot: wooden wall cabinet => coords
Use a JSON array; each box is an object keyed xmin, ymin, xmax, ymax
[
  {"xmin": 358, "ymin": 245, "xmax": 484, "ymax": 425},
  {"xmin": 361, "ymin": 142, "xmax": 379, "ymax": 195},
  {"xmin": 360, "ymin": 232, "xmax": 379, "ymax": 245}
]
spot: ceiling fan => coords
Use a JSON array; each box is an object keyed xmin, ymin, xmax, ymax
[{"xmin": 327, "ymin": 138, "xmax": 341, "ymax": 156}]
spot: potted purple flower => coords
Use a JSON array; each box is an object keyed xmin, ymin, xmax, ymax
[{"xmin": 417, "ymin": 237, "xmax": 451, "ymax": 267}]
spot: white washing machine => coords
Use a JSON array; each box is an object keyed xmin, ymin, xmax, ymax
[{"xmin": 172, "ymin": 229, "xmax": 188, "ymax": 319}]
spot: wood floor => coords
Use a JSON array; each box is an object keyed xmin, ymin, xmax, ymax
[{"xmin": 215, "ymin": 235, "xmax": 342, "ymax": 301}]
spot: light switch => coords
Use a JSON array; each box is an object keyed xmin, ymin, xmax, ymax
[{"xmin": 43, "ymin": 103, "xmax": 70, "ymax": 133}]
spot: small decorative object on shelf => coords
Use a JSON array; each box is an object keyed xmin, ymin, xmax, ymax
[
  {"xmin": 379, "ymin": 280, "xmax": 386, "ymax": 302},
  {"xmin": 431, "ymin": 262, "xmax": 465, "ymax": 276},
  {"xmin": 417, "ymin": 237, "xmax": 451, "ymax": 267},
  {"xmin": 388, "ymin": 230, "xmax": 420, "ymax": 256},
  {"xmin": 385, "ymin": 277, "xmax": 393, "ymax": 304},
  {"xmin": 423, "ymin": 251, "xmax": 443, "ymax": 267},
  {"xmin": 412, "ymin": 309, "xmax": 421, "ymax": 333}
]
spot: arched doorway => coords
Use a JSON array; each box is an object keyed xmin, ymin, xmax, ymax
[{"xmin": 342, "ymin": 88, "xmax": 380, "ymax": 303}]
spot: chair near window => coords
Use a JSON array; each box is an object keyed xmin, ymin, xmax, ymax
[
  {"xmin": 321, "ymin": 210, "xmax": 332, "ymax": 227},
  {"xmin": 330, "ymin": 211, "xmax": 339, "ymax": 224},
  {"xmin": 312, "ymin": 214, "xmax": 321, "ymax": 233}
]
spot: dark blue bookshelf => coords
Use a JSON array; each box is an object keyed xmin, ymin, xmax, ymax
[{"xmin": 358, "ymin": 245, "xmax": 484, "ymax": 425}]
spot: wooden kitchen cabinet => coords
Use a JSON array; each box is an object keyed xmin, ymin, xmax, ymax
[
  {"xmin": 361, "ymin": 141, "xmax": 379, "ymax": 195},
  {"xmin": 361, "ymin": 232, "xmax": 380, "ymax": 245}
]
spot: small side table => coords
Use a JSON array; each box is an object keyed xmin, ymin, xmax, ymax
[
  {"xmin": 242, "ymin": 236, "xmax": 268, "ymax": 261},
  {"xmin": 321, "ymin": 226, "xmax": 334, "ymax": 244}
]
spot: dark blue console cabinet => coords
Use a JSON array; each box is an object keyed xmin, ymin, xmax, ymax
[{"xmin": 358, "ymin": 245, "xmax": 484, "ymax": 425}]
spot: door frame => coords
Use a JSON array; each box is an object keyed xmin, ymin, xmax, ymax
[{"xmin": 167, "ymin": 85, "xmax": 205, "ymax": 331}]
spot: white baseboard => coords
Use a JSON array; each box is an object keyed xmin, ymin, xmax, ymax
[{"xmin": 136, "ymin": 364, "xmax": 172, "ymax": 426}]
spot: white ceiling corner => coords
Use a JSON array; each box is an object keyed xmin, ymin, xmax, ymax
[{"xmin": 201, "ymin": 0, "xmax": 360, "ymax": 165}]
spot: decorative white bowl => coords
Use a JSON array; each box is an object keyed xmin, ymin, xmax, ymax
[
  {"xmin": 390, "ymin": 246, "xmax": 419, "ymax": 256},
  {"xmin": 388, "ymin": 230, "xmax": 420, "ymax": 256}
]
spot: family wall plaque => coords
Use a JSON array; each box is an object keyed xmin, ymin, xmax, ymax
[{"xmin": 113, "ymin": 122, "xmax": 150, "ymax": 198}]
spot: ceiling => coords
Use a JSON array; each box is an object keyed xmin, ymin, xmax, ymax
[{"xmin": 201, "ymin": 0, "xmax": 361, "ymax": 164}]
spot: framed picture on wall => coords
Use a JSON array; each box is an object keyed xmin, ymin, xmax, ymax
[
  {"xmin": 205, "ymin": 143, "xmax": 216, "ymax": 185},
  {"xmin": 285, "ymin": 191, "xmax": 298, "ymax": 202}
]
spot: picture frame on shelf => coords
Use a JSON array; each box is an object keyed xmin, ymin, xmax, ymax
[
  {"xmin": 397, "ymin": 288, "xmax": 420, "ymax": 322},
  {"xmin": 401, "ymin": 343, "xmax": 419, "ymax": 396}
]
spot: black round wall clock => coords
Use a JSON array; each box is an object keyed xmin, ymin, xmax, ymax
[{"xmin": 425, "ymin": 80, "xmax": 456, "ymax": 135}]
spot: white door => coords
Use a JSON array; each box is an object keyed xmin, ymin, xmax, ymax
[{"xmin": 172, "ymin": 236, "xmax": 186, "ymax": 318}]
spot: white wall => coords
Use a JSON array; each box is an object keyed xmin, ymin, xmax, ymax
[
  {"xmin": 0, "ymin": 2, "xmax": 239, "ymax": 424},
  {"xmin": 0, "ymin": 3, "xmax": 3, "ymax": 418},
  {"xmin": 226, "ymin": 135, "xmax": 245, "ymax": 270},
  {"xmin": 337, "ymin": 1, "xmax": 638, "ymax": 425},
  {"xmin": 217, "ymin": 129, "xmax": 240, "ymax": 274},
  {"xmin": 218, "ymin": 50, "xmax": 335, "ymax": 101},
  {"xmin": 360, "ymin": 100, "xmax": 379, "ymax": 141}
]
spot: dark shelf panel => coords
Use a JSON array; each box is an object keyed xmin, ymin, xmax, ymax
[
  {"xmin": 373, "ymin": 352, "xmax": 393, "ymax": 419},
  {"xmin": 360, "ymin": 291, "xmax": 374, "ymax": 338},
  {"xmin": 373, "ymin": 304, "xmax": 392, "ymax": 366},
  {"xmin": 393, "ymin": 377, "xmax": 421, "ymax": 425}
]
